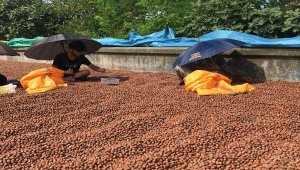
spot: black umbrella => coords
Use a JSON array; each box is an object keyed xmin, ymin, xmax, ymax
[
  {"xmin": 0, "ymin": 42, "xmax": 19, "ymax": 56},
  {"xmin": 172, "ymin": 39, "xmax": 242, "ymax": 68},
  {"xmin": 24, "ymin": 34, "xmax": 102, "ymax": 60}
]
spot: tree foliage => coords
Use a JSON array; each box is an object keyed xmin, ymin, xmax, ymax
[
  {"xmin": 134, "ymin": 0, "xmax": 197, "ymax": 36},
  {"xmin": 50, "ymin": 0, "xmax": 102, "ymax": 37},
  {"xmin": 1, "ymin": 0, "xmax": 299, "ymax": 40},
  {"xmin": 0, "ymin": 0, "xmax": 60, "ymax": 39},
  {"xmin": 180, "ymin": 0, "xmax": 300, "ymax": 38}
]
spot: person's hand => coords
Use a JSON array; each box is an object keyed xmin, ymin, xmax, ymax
[{"xmin": 97, "ymin": 68, "xmax": 105, "ymax": 72}]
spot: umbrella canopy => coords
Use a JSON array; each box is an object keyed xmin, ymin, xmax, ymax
[
  {"xmin": 0, "ymin": 42, "xmax": 19, "ymax": 56},
  {"xmin": 24, "ymin": 34, "xmax": 102, "ymax": 60},
  {"xmin": 172, "ymin": 39, "xmax": 242, "ymax": 68}
]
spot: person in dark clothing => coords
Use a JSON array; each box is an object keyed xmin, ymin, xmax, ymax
[
  {"xmin": 52, "ymin": 40, "xmax": 105, "ymax": 81},
  {"xmin": 0, "ymin": 74, "xmax": 7, "ymax": 86},
  {"xmin": 175, "ymin": 55, "xmax": 252, "ymax": 85}
]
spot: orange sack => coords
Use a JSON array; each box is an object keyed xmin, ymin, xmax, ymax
[
  {"xmin": 20, "ymin": 67, "xmax": 67, "ymax": 94},
  {"xmin": 184, "ymin": 70, "xmax": 254, "ymax": 96}
]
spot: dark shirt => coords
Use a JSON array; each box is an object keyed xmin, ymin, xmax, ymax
[
  {"xmin": 187, "ymin": 55, "xmax": 231, "ymax": 73},
  {"xmin": 52, "ymin": 52, "xmax": 91, "ymax": 73}
]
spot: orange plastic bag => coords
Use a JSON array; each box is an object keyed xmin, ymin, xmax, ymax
[
  {"xmin": 20, "ymin": 67, "xmax": 67, "ymax": 94},
  {"xmin": 184, "ymin": 70, "xmax": 254, "ymax": 96}
]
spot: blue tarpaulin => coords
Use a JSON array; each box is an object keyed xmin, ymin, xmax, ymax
[
  {"xmin": 200, "ymin": 30, "xmax": 300, "ymax": 48},
  {"xmin": 96, "ymin": 27, "xmax": 199, "ymax": 47},
  {"xmin": 6, "ymin": 28, "xmax": 300, "ymax": 48}
]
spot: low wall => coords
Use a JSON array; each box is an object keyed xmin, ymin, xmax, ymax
[{"xmin": 0, "ymin": 47, "xmax": 299, "ymax": 82}]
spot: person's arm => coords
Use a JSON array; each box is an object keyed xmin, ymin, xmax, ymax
[
  {"xmin": 81, "ymin": 56, "xmax": 105, "ymax": 72},
  {"xmin": 64, "ymin": 69, "xmax": 74, "ymax": 75},
  {"xmin": 88, "ymin": 64, "xmax": 105, "ymax": 72}
]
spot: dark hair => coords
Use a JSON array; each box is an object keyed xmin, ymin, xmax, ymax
[
  {"xmin": 69, "ymin": 40, "xmax": 86, "ymax": 52},
  {"xmin": 0, "ymin": 74, "xmax": 7, "ymax": 86}
]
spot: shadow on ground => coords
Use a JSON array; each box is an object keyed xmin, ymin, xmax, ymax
[{"xmin": 228, "ymin": 51, "xmax": 267, "ymax": 84}]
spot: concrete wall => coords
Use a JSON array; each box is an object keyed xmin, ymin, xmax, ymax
[{"xmin": 0, "ymin": 47, "xmax": 299, "ymax": 82}]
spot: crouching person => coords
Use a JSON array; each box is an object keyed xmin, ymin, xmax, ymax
[
  {"xmin": 52, "ymin": 40, "xmax": 105, "ymax": 82},
  {"xmin": 175, "ymin": 55, "xmax": 252, "ymax": 85}
]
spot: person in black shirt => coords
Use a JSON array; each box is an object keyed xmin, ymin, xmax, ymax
[
  {"xmin": 175, "ymin": 55, "xmax": 252, "ymax": 85},
  {"xmin": 52, "ymin": 40, "xmax": 105, "ymax": 81}
]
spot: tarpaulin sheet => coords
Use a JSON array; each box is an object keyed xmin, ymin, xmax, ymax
[
  {"xmin": 6, "ymin": 28, "xmax": 300, "ymax": 48},
  {"xmin": 184, "ymin": 70, "xmax": 254, "ymax": 96},
  {"xmin": 5, "ymin": 37, "xmax": 44, "ymax": 47},
  {"xmin": 20, "ymin": 67, "xmax": 67, "ymax": 94},
  {"xmin": 95, "ymin": 27, "xmax": 198, "ymax": 47},
  {"xmin": 200, "ymin": 30, "xmax": 300, "ymax": 48}
]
